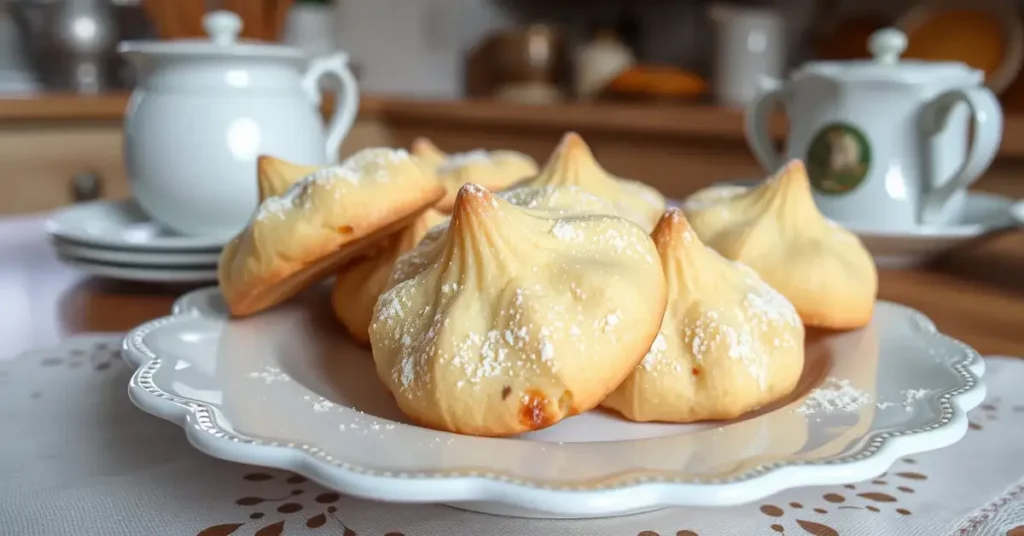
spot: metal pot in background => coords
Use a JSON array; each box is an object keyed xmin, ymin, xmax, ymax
[
  {"xmin": 490, "ymin": 24, "xmax": 567, "ymax": 104},
  {"xmin": 9, "ymin": 0, "xmax": 133, "ymax": 93}
]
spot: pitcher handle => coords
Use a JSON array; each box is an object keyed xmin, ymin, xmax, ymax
[
  {"xmin": 744, "ymin": 78, "xmax": 787, "ymax": 173},
  {"xmin": 918, "ymin": 87, "xmax": 1002, "ymax": 224},
  {"xmin": 301, "ymin": 52, "xmax": 360, "ymax": 164}
]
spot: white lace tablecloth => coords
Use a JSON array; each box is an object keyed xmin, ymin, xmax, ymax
[{"xmin": 1, "ymin": 334, "xmax": 1023, "ymax": 536}]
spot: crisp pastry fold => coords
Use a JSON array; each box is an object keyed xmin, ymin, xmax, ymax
[
  {"xmin": 411, "ymin": 137, "xmax": 538, "ymax": 213},
  {"xmin": 256, "ymin": 155, "xmax": 322, "ymax": 201},
  {"xmin": 601, "ymin": 208, "xmax": 805, "ymax": 422},
  {"xmin": 218, "ymin": 148, "xmax": 445, "ymax": 317},
  {"xmin": 369, "ymin": 183, "xmax": 666, "ymax": 436},
  {"xmin": 681, "ymin": 160, "xmax": 877, "ymax": 330},
  {"xmin": 331, "ymin": 208, "xmax": 447, "ymax": 343},
  {"xmin": 513, "ymin": 132, "xmax": 666, "ymax": 230}
]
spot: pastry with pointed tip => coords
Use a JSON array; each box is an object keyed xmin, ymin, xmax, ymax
[
  {"xmin": 601, "ymin": 208, "xmax": 805, "ymax": 422},
  {"xmin": 514, "ymin": 132, "xmax": 666, "ymax": 230},
  {"xmin": 411, "ymin": 137, "xmax": 446, "ymax": 168},
  {"xmin": 334, "ymin": 185, "xmax": 615, "ymax": 344},
  {"xmin": 218, "ymin": 148, "xmax": 445, "ymax": 317},
  {"xmin": 682, "ymin": 160, "xmax": 877, "ymax": 330},
  {"xmin": 331, "ymin": 208, "xmax": 447, "ymax": 343},
  {"xmin": 369, "ymin": 183, "xmax": 666, "ymax": 436},
  {"xmin": 256, "ymin": 155, "xmax": 322, "ymax": 201},
  {"xmin": 411, "ymin": 138, "xmax": 538, "ymax": 213}
]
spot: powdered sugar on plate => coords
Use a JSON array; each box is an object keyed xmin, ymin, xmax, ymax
[
  {"xmin": 795, "ymin": 377, "xmax": 871, "ymax": 415},
  {"xmin": 248, "ymin": 365, "xmax": 290, "ymax": 385}
]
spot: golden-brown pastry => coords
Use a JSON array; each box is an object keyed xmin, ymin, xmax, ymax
[
  {"xmin": 369, "ymin": 183, "xmax": 666, "ymax": 436},
  {"xmin": 410, "ymin": 137, "xmax": 446, "ymax": 171},
  {"xmin": 331, "ymin": 208, "xmax": 447, "ymax": 343},
  {"xmin": 602, "ymin": 208, "xmax": 805, "ymax": 422},
  {"xmin": 513, "ymin": 132, "xmax": 666, "ymax": 230},
  {"xmin": 218, "ymin": 148, "xmax": 445, "ymax": 317},
  {"xmin": 411, "ymin": 138, "xmax": 538, "ymax": 213},
  {"xmin": 331, "ymin": 185, "xmax": 617, "ymax": 344},
  {"xmin": 256, "ymin": 155, "xmax": 322, "ymax": 201},
  {"xmin": 682, "ymin": 160, "xmax": 877, "ymax": 330}
]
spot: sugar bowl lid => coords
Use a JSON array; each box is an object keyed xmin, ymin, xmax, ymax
[
  {"xmin": 792, "ymin": 27, "xmax": 983, "ymax": 85},
  {"xmin": 118, "ymin": 10, "xmax": 304, "ymax": 60}
]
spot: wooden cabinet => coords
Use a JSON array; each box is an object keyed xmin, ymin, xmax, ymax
[
  {"xmin": 0, "ymin": 123, "xmax": 127, "ymax": 214},
  {"xmin": 0, "ymin": 95, "xmax": 1021, "ymax": 216}
]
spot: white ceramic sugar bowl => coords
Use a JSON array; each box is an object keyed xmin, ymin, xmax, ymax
[
  {"xmin": 119, "ymin": 10, "xmax": 359, "ymax": 239},
  {"xmin": 745, "ymin": 28, "xmax": 1002, "ymax": 231}
]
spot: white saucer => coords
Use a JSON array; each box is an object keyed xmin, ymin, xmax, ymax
[
  {"xmin": 1012, "ymin": 200, "xmax": 1024, "ymax": 227},
  {"xmin": 58, "ymin": 255, "xmax": 217, "ymax": 284},
  {"xmin": 52, "ymin": 238, "xmax": 221, "ymax": 267},
  {"xmin": 844, "ymin": 192, "xmax": 1016, "ymax": 268},
  {"xmin": 45, "ymin": 200, "xmax": 227, "ymax": 252}
]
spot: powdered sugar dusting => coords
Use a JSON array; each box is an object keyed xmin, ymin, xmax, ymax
[
  {"xmin": 795, "ymin": 378, "xmax": 871, "ymax": 415},
  {"xmin": 497, "ymin": 185, "xmax": 617, "ymax": 216},
  {"xmin": 551, "ymin": 220, "xmax": 583, "ymax": 241},
  {"xmin": 254, "ymin": 147, "xmax": 411, "ymax": 221},
  {"xmin": 901, "ymin": 388, "xmax": 932, "ymax": 411},
  {"xmin": 437, "ymin": 150, "xmax": 491, "ymax": 174},
  {"xmin": 640, "ymin": 332, "xmax": 670, "ymax": 371},
  {"xmin": 303, "ymin": 395, "xmax": 339, "ymax": 413},
  {"xmin": 248, "ymin": 365, "xmax": 290, "ymax": 385}
]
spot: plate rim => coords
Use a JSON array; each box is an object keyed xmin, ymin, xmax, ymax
[
  {"xmin": 60, "ymin": 255, "xmax": 217, "ymax": 283},
  {"xmin": 45, "ymin": 199, "xmax": 227, "ymax": 252},
  {"xmin": 121, "ymin": 287, "xmax": 986, "ymax": 512},
  {"xmin": 51, "ymin": 237, "xmax": 221, "ymax": 266}
]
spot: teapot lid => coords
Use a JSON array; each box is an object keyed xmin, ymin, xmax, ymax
[
  {"xmin": 792, "ymin": 28, "xmax": 983, "ymax": 85},
  {"xmin": 118, "ymin": 11, "xmax": 304, "ymax": 60}
]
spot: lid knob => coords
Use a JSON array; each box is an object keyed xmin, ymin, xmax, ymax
[
  {"xmin": 868, "ymin": 27, "xmax": 907, "ymax": 65},
  {"xmin": 202, "ymin": 10, "xmax": 243, "ymax": 45}
]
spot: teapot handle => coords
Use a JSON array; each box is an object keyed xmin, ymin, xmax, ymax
[
  {"xmin": 744, "ymin": 78, "xmax": 787, "ymax": 173},
  {"xmin": 918, "ymin": 87, "xmax": 1002, "ymax": 225},
  {"xmin": 301, "ymin": 52, "xmax": 360, "ymax": 164}
]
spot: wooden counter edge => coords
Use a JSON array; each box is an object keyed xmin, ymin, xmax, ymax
[{"xmin": 4, "ymin": 93, "xmax": 1024, "ymax": 158}]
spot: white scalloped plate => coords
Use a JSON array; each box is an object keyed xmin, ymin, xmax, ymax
[{"xmin": 122, "ymin": 286, "xmax": 985, "ymax": 518}]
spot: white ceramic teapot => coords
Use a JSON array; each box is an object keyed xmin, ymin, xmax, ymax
[
  {"xmin": 745, "ymin": 28, "xmax": 1002, "ymax": 231},
  {"xmin": 119, "ymin": 10, "xmax": 359, "ymax": 240}
]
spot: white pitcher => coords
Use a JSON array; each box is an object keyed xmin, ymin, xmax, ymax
[
  {"xmin": 119, "ymin": 10, "xmax": 359, "ymax": 239},
  {"xmin": 745, "ymin": 28, "xmax": 1002, "ymax": 231}
]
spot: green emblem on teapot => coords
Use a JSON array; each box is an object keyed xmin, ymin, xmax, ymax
[{"xmin": 806, "ymin": 123, "xmax": 872, "ymax": 195}]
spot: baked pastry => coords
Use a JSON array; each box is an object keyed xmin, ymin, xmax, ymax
[
  {"xmin": 331, "ymin": 208, "xmax": 447, "ymax": 343},
  {"xmin": 513, "ymin": 132, "xmax": 666, "ymax": 230},
  {"xmin": 601, "ymin": 208, "xmax": 805, "ymax": 422},
  {"xmin": 369, "ymin": 183, "xmax": 666, "ymax": 436},
  {"xmin": 331, "ymin": 185, "xmax": 615, "ymax": 344},
  {"xmin": 410, "ymin": 137, "xmax": 446, "ymax": 172},
  {"xmin": 410, "ymin": 138, "xmax": 538, "ymax": 213},
  {"xmin": 682, "ymin": 160, "xmax": 877, "ymax": 330},
  {"xmin": 498, "ymin": 183, "xmax": 622, "ymax": 216},
  {"xmin": 256, "ymin": 155, "xmax": 322, "ymax": 201},
  {"xmin": 218, "ymin": 148, "xmax": 445, "ymax": 317}
]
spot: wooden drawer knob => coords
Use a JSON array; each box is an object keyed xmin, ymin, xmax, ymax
[{"xmin": 70, "ymin": 172, "xmax": 103, "ymax": 202}]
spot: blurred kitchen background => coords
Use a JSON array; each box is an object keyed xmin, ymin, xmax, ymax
[{"xmin": 2, "ymin": 0, "xmax": 1024, "ymax": 215}]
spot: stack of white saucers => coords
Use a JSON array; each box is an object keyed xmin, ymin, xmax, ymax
[{"xmin": 44, "ymin": 200, "xmax": 225, "ymax": 284}]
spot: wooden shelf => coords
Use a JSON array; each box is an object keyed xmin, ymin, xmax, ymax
[{"xmin": 3, "ymin": 93, "xmax": 1024, "ymax": 158}]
